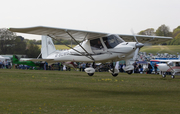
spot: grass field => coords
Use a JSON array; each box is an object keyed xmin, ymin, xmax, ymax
[
  {"xmin": 140, "ymin": 45, "xmax": 180, "ymax": 55},
  {"xmin": 0, "ymin": 69, "xmax": 180, "ymax": 114},
  {"xmin": 38, "ymin": 45, "xmax": 180, "ymax": 55}
]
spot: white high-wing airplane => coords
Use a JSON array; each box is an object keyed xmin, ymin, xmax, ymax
[
  {"xmin": 152, "ymin": 60, "xmax": 180, "ymax": 79},
  {"xmin": 9, "ymin": 26, "xmax": 172, "ymax": 76}
]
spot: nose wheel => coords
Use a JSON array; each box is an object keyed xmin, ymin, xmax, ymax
[
  {"xmin": 111, "ymin": 73, "xmax": 118, "ymax": 77},
  {"xmin": 109, "ymin": 67, "xmax": 119, "ymax": 77}
]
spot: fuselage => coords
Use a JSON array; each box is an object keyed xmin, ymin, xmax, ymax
[
  {"xmin": 45, "ymin": 41, "xmax": 137, "ymax": 62},
  {"xmin": 157, "ymin": 63, "xmax": 180, "ymax": 73}
]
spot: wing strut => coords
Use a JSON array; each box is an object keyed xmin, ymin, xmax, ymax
[
  {"xmin": 65, "ymin": 30, "xmax": 95, "ymax": 61},
  {"xmin": 166, "ymin": 61, "xmax": 176, "ymax": 75},
  {"xmin": 47, "ymin": 35, "xmax": 94, "ymax": 61}
]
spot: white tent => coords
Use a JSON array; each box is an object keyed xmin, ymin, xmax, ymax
[{"xmin": 0, "ymin": 56, "xmax": 10, "ymax": 62}]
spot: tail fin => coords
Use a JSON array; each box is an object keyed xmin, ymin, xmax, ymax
[
  {"xmin": 12, "ymin": 55, "xmax": 19, "ymax": 64},
  {"xmin": 41, "ymin": 35, "xmax": 56, "ymax": 58}
]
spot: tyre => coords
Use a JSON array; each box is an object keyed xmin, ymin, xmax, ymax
[
  {"xmin": 162, "ymin": 74, "xmax": 166, "ymax": 78},
  {"xmin": 171, "ymin": 75, "xmax": 175, "ymax": 79},
  {"xmin": 112, "ymin": 73, "xmax": 118, "ymax": 77},
  {"xmin": 88, "ymin": 73, "xmax": 94, "ymax": 76},
  {"xmin": 126, "ymin": 70, "xmax": 133, "ymax": 74}
]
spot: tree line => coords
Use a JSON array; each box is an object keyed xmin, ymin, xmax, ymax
[
  {"xmin": 138, "ymin": 24, "xmax": 180, "ymax": 45},
  {"xmin": 0, "ymin": 28, "xmax": 40, "ymax": 58}
]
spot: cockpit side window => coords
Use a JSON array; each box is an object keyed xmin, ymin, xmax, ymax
[
  {"xmin": 176, "ymin": 62, "xmax": 180, "ymax": 66},
  {"xmin": 102, "ymin": 35, "xmax": 124, "ymax": 49},
  {"xmin": 90, "ymin": 38, "xmax": 104, "ymax": 50}
]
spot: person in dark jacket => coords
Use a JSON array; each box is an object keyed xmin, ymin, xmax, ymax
[{"xmin": 147, "ymin": 63, "xmax": 153, "ymax": 74}]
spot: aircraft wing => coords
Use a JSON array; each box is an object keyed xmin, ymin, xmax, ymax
[
  {"xmin": 117, "ymin": 34, "xmax": 172, "ymax": 44},
  {"xmin": 9, "ymin": 26, "xmax": 172, "ymax": 43},
  {"xmin": 9, "ymin": 26, "xmax": 108, "ymax": 41}
]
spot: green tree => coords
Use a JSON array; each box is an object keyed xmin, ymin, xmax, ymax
[
  {"xmin": 138, "ymin": 28, "xmax": 155, "ymax": 36},
  {"xmin": 12, "ymin": 36, "xmax": 27, "ymax": 54},
  {"xmin": 26, "ymin": 43, "xmax": 41, "ymax": 58},
  {"xmin": 166, "ymin": 26, "xmax": 180, "ymax": 45},
  {"xmin": 0, "ymin": 28, "xmax": 16, "ymax": 54},
  {"xmin": 172, "ymin": 28, "xmax": 180, "ymax": 38},
  {"xmin": 155, "ymin": 24, "xmax": 172, "ymax": 36}
]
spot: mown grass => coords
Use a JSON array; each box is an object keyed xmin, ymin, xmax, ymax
[
  {"xmin": 38, "ymin": 45, "xmax": 76, "ymax": 50},
  {"xmin": 0, "ymin": 69, "xmax": 180, "ymax": 114}
]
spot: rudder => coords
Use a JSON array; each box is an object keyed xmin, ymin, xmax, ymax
[{"xmin": 41, "ymin": 35, "xmax": 56, "ymax": 58}]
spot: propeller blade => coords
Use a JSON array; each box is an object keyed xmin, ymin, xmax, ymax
[
  {"xmin": 133, "ymin": 48, "xmax": 139, "ymax": 61},
  {"xmin": 144, "ymin": 42, "xmax": 152, "ymax": 47},
  {"xmin": 131, "ymin": 29, "xmax": 138, "ymax": 43}
]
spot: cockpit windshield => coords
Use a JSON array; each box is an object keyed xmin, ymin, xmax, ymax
[{"xmin": 102, "ymin": 35, "xmax": 124, "ymax": 48}]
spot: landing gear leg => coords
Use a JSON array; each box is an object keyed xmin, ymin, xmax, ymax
[
  {"xmin": 109, "ymin": 61, "xmax": 119, "ymax": 77},
  {"xmin": 123, "ymin": 59, "xmax": 134, "ymax": 75},
  {"xmin": 171, "ymin": 72, "xmax": 175, "ymax": 79},
  {"xmin": 85, "ymin": 62, "xmax": 95, "ymax": 76},
  {"xmin": 162, "ymin": 72, "xmax": 166, "ymax": 78}
]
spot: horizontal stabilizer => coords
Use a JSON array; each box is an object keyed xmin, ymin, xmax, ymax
[{"xmin": 20, "ymin": 58, "xmax": 54, "ymax": 62}]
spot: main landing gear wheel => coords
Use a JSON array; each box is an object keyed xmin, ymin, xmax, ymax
[
  {"xmin": 162, "ymin": 74, "xmax": 166, "ymax": 78},
  {"xmin": 171, "ymin": 75, "xmax": 175, "ymax": 79},
  {"xmin": 126, "ymin": 70, "xmax": 133, "ymax": 74},
  {"xmin": 88, "ymin": 73, "xmax": 94, "ymax": 76},
  {"xmin": 85, "ymin": 67, "xmax": 95, "ymax": 76},
  {"xmin": 112, "ymin": 73, "xmax": 118, "ymax": 77}
]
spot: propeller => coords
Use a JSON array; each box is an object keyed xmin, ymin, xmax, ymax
[
  {"xmin": 131, "ymin": 30, "xmax": 144, "ymax": 61},
  {"xmin": 133, "ymin": 48, "xmax": 139, "ymax": 60},
  {"xmin": 144, "ymin": 41, "xmax": 152, "ymax": 47},
  {"xmin": 131, "ymin": 29, "xmax": 138, "ymax": 43}
]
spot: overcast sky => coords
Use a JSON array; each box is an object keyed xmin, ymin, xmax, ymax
[{"xmin": 1, "ymin": 0, "xmax": 180, "ymax": 40}]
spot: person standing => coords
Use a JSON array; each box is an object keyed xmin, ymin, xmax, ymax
[
  {"xmin": 44, "ymin": 62, "xmax": 46, "ymax": 70},
  {"xmin": 148, "ymin": 63, "xmax": 153, "ymax": 74},
  {"xmin": 0, "ymin": 60, "xmax": 2, "ymax": 68},
  {"xmin": 154, "ymin": 63, "xmax": 158, "ymax": 74},
  {"xmin": 138, "ymin": 63, "xmax": 142, "ymax": 73},
  {"xmin": 82, "ymin": 63, "xmax": 86, "ymax": 72},
  {"xmin": 79, "ymin": 63, "xmax": 82, "ymax": 71},
  {"xmin": 5, "ymin": 60, "xmax": 8, "ymax": 69}
]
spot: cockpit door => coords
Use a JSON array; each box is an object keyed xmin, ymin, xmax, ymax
[{"xmin": 90, "ymin": 38, "xmax": 107, "ymax": 54}]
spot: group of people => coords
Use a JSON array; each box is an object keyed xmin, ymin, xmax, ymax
[
  {"xmin": 0, "ymin": 60, "xmax": 11, "ymax": 69},
  {"xmin": 133, "ymin": 62, "xmax": 157, "ymax": 74},
  {"xmin": 12, "ymin": 60, "xmax": 159, "ymax": 75}
]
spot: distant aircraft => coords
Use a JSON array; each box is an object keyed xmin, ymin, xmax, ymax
[
  {"xmin": 12, "ymin": 55, "xmax": 43, "ymax": 68},
  {"xmin": 9, "ymin": 26, "xmax": 172, "ymax": 76},
  {"xmin": 152, "ymin": 60, "xmax": 180, "ymax": 78}
]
